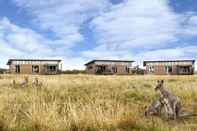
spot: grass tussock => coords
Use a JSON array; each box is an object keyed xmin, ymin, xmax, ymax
[{"xmin": 0, "ymin": 74, "xmax": 196, "ymax": 131}]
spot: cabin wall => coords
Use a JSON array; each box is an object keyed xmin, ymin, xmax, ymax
[
  {"xmin": 146, "ymin": 65, "xmax": 165, "ymax": 75},
  {"xmin": 85, "ymin": 63, "xmax": 96, "ymax": 74},
  {"xmin": 116, "ymin": 64, "xmax": 128, "ymax": 75},
  {"xmin": 9, "ymin": 64, "xmax": 59, "ymax": 75},
  {"xmin": 20, "ymin": 64, "xmax": 33, "ymax": 74},
  {"xmin": 86, "ymin": 63, "xmax": 130, "ymax": 75},
  {"xmin": 145, "ymin": 63, "xmax": 194, "ymax": 75},
  {"xmin": 172, "ymin": 65, "xmax": 177, "ymax": 75},
  {"xmin": 9, "ymin": 64, "xmax": 44, "ymax": 74}
]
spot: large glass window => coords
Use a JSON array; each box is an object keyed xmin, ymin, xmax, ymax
[
  {"xmin": 165, "ymin": 66, "xmax": 172, "ymax": 74},
  {"xmin": 32, "ymin": 65, "xmax": 39, "ymax": 73},
  {"xmin": 179, "ymin": 66, "xmax": 190, "ymax": 73},
  {"xmin": 148, "ymin": 66, "xmax": 154, "ymax": 73},
  {"xmin": 47, "ymin": 65, "xmax": 57, "ymax": 72},
  {"xmin": 125, "ymin": 66, "xmax": 130, "ymax": 73}
]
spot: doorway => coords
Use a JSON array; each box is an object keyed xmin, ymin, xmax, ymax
[
  {"xmin": 165, "ymin": 66, "xmax": 172, "ymax": 75},
  {"xmin": 15, "ymin": 65, "xmax": 20, "ymax": 73}
]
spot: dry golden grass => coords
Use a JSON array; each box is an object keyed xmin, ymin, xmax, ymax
[{"xmin": 0, "ymin": 74, "xmax": 197, "ymax": 131}]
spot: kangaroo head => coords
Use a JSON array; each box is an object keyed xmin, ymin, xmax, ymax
[
  {"xmin": 25, "ymin": 77, "xmax": 29, "ymax": 83},
  {"xmin": 35, "ymin": 78, "xmax": 38, "ymax": 82},
  {"xmin": 155, "ymin": 80, "xmax": 164, "ymax": 91},
  {"xmin": 144, "ymin": 106, "xmax": 158, "ymax": 116}
]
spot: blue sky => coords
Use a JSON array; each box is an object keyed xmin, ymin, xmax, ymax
[{"xmin": 0, "ymin": 0, "xmax": 197, "ymax": 69}]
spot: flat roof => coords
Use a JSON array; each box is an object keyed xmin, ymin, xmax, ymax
[
  {"xmin": 143, "ymin": 60, "xmax": 195, "ymax": 66},
  {"xmin": 7, "ymin": 59, "xmax": 62, "ymax": 65},
  {"xmin": 85, "ymin": 60, "xmax": 134, "ymax": 66}
]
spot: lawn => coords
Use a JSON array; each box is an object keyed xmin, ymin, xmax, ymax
[{"xmin": 0, "ymin": 74, "xmax": 196, "ymax": 131}]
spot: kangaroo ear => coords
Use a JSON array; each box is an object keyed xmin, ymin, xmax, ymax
[
  {"xmin": 157, "ymin": 80, "xmax": 160, "ymax": 83},
  {"xmin": 161, "ymin": 80, "xmax": 164, "ymax": 84}
]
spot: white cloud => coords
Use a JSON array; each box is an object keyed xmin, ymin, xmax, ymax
[
  {"xmin": 0, "ymin": 40, "xmax": 23, "ymax": 56},
  {"xmin": 8, "ymin": 0, "xmax": 114, "ymax": 70},
  {"xmin": 0, "ymin": 17, "xmax": 86, "ymax": 69},
  {"xmin": 187, "ymin": 16, "xmax": 197, "ymax": 25},
  {"xmin": 181, "ymin": 15, "xmax": 197, "ymax": 36},
  {"xmin": 136, "ymin": 46, "xmax": 197, "ymax": 60},
  {"xmin": 90, "ymin": 0, "xmax": 181, "ymax": 50},
  {"xmin": 83, "ymin": 0, "xmax": 197, "ymax": 67},
  {"xmin": 13, "ymin": 0, "xmax": 111, "ymax": 47},
  {"xmin": 2, "ymin": 0, "xmax": 196, "ymax": 70},
  {"xmin": 0, "ymin": 17, "xmax": 53, "ymax": 55},
  {"xmin": 82, "ymin": 44, "xmax": 133, "ymax": 60}
]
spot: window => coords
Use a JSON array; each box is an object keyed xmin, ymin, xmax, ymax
[
  {"xmin": 87, "ymin": 66, "xmax": 93, "ymax": 70},
  {"xmin": 165, "ymin": 66, "xmax": 172, "ymax": 74},
  {"xmin": 125, "ymin": 66, "xmax": 130, "ymax": 73},
  {"xmin": 32, "ymin": 65, "xmax": 39, "ymax": 73},
  {"xmin": 148, "ymin": 66, "xmax": 154, "ymax": 73},
  {"xmin": 47, "ymin": 65, "xmax": 57, "ymax": 72},
  {"xmin": 181, "ymin": 66, "xmax": 190, "ymax": 73},
  {"xmin": 183, "ymin": 67, "xmax": 189, "ymax": 73},
  {"xmin": 112, "ymin": 65, "xmax": 117, "ymax": 73},
  {"xmin": 15, "ymin": 65, "xmax": 20, "ymax": 73}
]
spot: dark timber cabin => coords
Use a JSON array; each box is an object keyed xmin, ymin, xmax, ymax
[
  {"xmin": 143, "ymin": 60, "xmax": 195, "ymax": 75},
  {"xmin": 85, "ymin": 60, "xmax": 134, "ymax": 75}
]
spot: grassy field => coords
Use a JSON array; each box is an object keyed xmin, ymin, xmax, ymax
[{"xmin": 0, "ymin": 74, "xmax": 196, "ymax": 131}]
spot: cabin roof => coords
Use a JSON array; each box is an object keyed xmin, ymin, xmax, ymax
[
  {"xmin": 143, "ymin": 60, "xmax": 195, "ymax": 66},
  {"xmin": 7, "ymin": 59, "xmax": 62, "ymax": 65},
  {"xmin": 85, "ymin": 60, "xmax": 134, "ymax": 66}
]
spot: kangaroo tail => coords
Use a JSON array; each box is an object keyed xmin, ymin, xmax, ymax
[{"xmin": 179, "ymin": 112, "xmax": 197, "ymax": 118}]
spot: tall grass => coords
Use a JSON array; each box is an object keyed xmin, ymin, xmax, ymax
[{"xmin": 0, "ymin": 74, "xmax": 196, "ymax": 131}]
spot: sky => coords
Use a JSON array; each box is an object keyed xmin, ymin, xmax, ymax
[{"xmin": 0, "ymin": 0, "xmax": 197, "ymax": 70}]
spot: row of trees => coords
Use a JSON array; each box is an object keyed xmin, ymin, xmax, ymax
[
  {"xmin": 61, "ymin": 70, "xmax": 86, "ymax": 74},
  {"xmin": 0, "ymin": 68, "xmax": 7, "ymax": 74}
]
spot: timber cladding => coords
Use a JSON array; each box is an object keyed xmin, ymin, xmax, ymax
[
  {"xmin": 143, "ymin": 60, "xmax": 195, "ymax": 75},
  {"xmin": 10, "ymin": 64, "xmax": 45, "ymax": 74},
  {"xmin": 7, "ymin": 59, "xmax": 62, "ymax": 75}
]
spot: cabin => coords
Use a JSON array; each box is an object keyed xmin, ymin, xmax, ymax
[
  {"xmin": 85, "ymin": 60, "xmax": 134, "ymax": 75},
  {"xmin": 7, "ymin": 59, "xmax": 62, "ymax": 75},
  {"xmin": 143, "ymin": 60, "xmax": 195, "ymax": 75}
]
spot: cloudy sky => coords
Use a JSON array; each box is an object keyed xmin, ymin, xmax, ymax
[{"xmin": 0, "ymin": 0, "xmax": 197, "ymax": 69}]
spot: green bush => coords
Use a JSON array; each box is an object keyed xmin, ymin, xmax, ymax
[{"xmin": 61, "ymin": 70, "xmax": 86, "ymax": 74}]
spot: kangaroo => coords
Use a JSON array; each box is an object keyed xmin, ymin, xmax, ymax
[
  {"xmin": 20, "ymin": 77, "xmax": 29, "ymax": 88},
  {"xmin": 155, "ymin": 80, "xmax": 181, "ymax": 119},
  {"xmin": 12, "ymin": 80, "xmax": 17, "ymax": 88},
  {"xmin": 32, "ymin": 78, "xmax": 42, "ymax": 88},
  {"xmin": 145, "ymin": 97, "xmax": 164, "ymax": 116}
]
